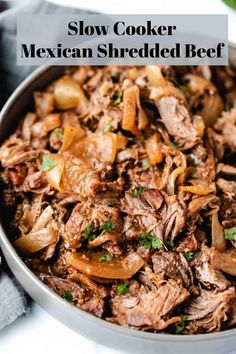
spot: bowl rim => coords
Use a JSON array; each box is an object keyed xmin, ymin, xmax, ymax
[{"xmin": 1, "ymin": 61, "xmax": 236, "ymax": 343}]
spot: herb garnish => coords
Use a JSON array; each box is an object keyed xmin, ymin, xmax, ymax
[
  {"xmin": 99, "ymin": 254, "xmax": 113, "ymax": 262},
  {"xmin": 53, "ymin": 128, "xmax": 64, "ymax": 139},
  {"xmin": 180, "ymin": 84, "xmax": 188, "ymax": 93},
  {"xmin": 117, "ymin": 282, "xmax": 129, "ymax": 295},
  {"xmin": 113, "ymin": 90, "xmax": 122, "ymax": 105},
  {"xmin": 165, "ymin": 240, "xmax": 174, "ymax": 250},
  {"xmin": 131, "ymin": 185, "xmax": 144, "ymax": 198},
  {"xmin": 139, "ymin": 232, "xmax": 163, "ymax": 250},
  {"xmin": 40, "ymin": 155, "xmax": 55, "ymax": 171},
  {"xmin": 102, "ymin": 221, "xmax": 115, "ymax": 232},
  {"xmin": 103, "ymin": 124, "xmax": 112, "ymax": 134},
  {"xmin": 174, "ymin": 315, "xmax": 188, "ymax": 334},
  {"xmin": 183, "ymin": 251, "xmax": 194, "ymax": 261},
  {"xmin": 170, "ymin": 142, "xmax": 178, "ymax": 149},
  {"xmin": 84, "ymin": 224, "xmax": 96, "ymax": 240},
  {"xmin": 224, "ymin": 227, "xmax": 236, "ymax": 241},
  {"xmin": 142, "ymin": 159, "xmax": 150, "ymax": 170},
  {"xmin": 62, "ymin": 291, "xmax": 75, "ymax": 304}
]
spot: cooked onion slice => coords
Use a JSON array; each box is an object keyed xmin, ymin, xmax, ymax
[
  {"xmin": 122, "ymin": 85, "xmax": 139, "ymax": 134},
  {"xmin": 65, "ymin": 252, "xmax": 144, "ymax": 279},
  {"xmin": 14, "ymin": 227, "xmax": 57, "ymax": 254},
  {"xmin": 179, "ymin": 182, "xmax": 216, "ymax": 195},
  {"xmin": 145, "ymin": 133, "xmax": 163, "ymax": 165},
  {"xmin": 22, "ymin": 113, "xmax": 37, "ymax": 140},
  {"xmin": 45, "ymin": 154, "xmax": 65, "ymax": 192},
  {"xmin": 60, "ymin": 125, "xmax": 85, "ymax": 152},
  {"xmin": 54, "ymin": 76, "xmax": 89, "ymax": 113},
  {"xmin": 211, "ymin": 212, "xmax": 226, "ymax": 252}
]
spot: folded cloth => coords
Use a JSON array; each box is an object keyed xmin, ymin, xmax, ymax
[{"xmin": 0, "ymin": 0, "xmax": 93, "ymax": 330}]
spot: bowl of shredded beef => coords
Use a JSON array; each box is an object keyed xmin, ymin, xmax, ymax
[{"xmin": 0, "ymin": 61, "xmax": 236, "ymax": 353}]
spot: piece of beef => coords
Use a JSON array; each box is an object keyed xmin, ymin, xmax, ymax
[
  {"xmin": 185, "ymin": 287, "xmax": 236, "ymax": 333},
  {"xmin": 156, "ymin": 96, "xmax": 199, "ymax": 150},
  {"xmin": 217, "ymin": 178, "xmax": 236, "ymax": 199},
  {"xmin": 152, "ymin": 251, "xmax": 193, "ymax": 288},
  {"xmin": 44, "ymin": 275, "xmax": 85, "ymax": 301},
  {"xmin": 214, "ymin": 108, "xmax": 236, "ymax": 152},
  {"xmin": 122, "ymin": 189, "xmax": 185, "ymax": 241},
  {"xmin": 64, "ymin": 199, "xmax": 123, "ymax": 249},
  {"xmin": 193, "ymin": 247, "xmax": 230, "ymax": 291},
  {"xmin": 109, "ymin": 279, "xmax": 189, "ymax": 330},
  {"xmin": 44, "ymin": 275, "xmax": 105, "ymax": 318}
]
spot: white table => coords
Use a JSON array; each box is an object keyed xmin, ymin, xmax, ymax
[{"xmin": 1, "ymin": 0, "xmax": 236, "ymax": 353}]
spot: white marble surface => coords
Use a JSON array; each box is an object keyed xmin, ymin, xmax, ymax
[{"xmin": 1, "ymin": 0, "xmax": 236, "ymax": 353}]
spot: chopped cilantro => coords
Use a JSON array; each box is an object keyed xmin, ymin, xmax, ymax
[
  {"xmin": 183, "ymin": 251, "xmax": 194, "ymax": 261},
  {"xmin": 224, "ymin": 227, "xmax": 236, "ymax": 241},
  {"xmin": 139, "ymin": 232, "xmax": 163, "ymax": 250},
  {"xmin": 131, "ymin": 185, "xmax": 144, "ymax": 198},
  {"xmin": 62, "ymin": 291, "xmax": 75, "ymax": 304},
  {"xmin": 40, "ymin": 155, "xmax": 55, "ymax": 171},
  {"xmin": 165, "ymin": 240, "xmax": 174, "ymax": 249},
  {"xmin": 99, "ymin": 254, "xmax": 113, "ymax": 262},
  {"xmin": 174, "ymin": 315, "xmax": 188, "ymax": 334},
  {"xmin": 103, "ymin": 124, "xmax": 112, "ymax": 134},
  {"xmin": 180, "ymin": 84, "xmax": 188, "ymax": 93},
  {"xmin": 142, "ymin": 159, "xmax": 150, "ymax": 170},
  {"xmin": 117, "ymin": 282, "xmax": 129, "ymax": 295},
  {"xmin": 113, "ymin": 90, "xmax": 122, "ymax": 105},
  {"xmin": 170, "ymin": 142, "xmax": 178, "ymax": 149},
  {"xmin": 84, "ymin": 224, "xmax": 96, "ymax": 240},
  {"xmin": 53, "ymin": 128, "xmax": 64, "ymax": 139},
  {"xmin": 102, "ymin": 220, "xmax": 115, "ymax": 232}
]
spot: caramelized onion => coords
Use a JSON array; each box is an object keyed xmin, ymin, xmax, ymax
[
  {"xmin": 147, "ymin": 66, "xmax": 185, "ymax": 102},
  {"xmin": 168, "ymin": 152, "xmax": 187, "ymax": 195},
  {"xmin": 185, "ymin": 74, "xmax": 223, "ymax": 126},
  {"xmin": 44, "ymin": 113, "xmax": 61, "ymax": 132},
  {"xmin": 32, "ymin": 205, "xmax": 54, "ymax": 232},
  {"xmin": 54, "ymin": 76, "xmax": 89, "ymax": 114},
  {"xmin": 179, "ymin": 182, "xmax": 216, "ymax": 195},
  {"xmin": 14, "ymin": 227, "xmax": 57, "ymax": 254},
  {"xmin": 122, "ymin": 85, "xmax": 139, "ymax": 134},
  {"xmin": 65, "ymin": 252, "xmax": 144, "ymax": 279},
  {"xmin": 45, "ymin": 154, "xmax": 65, "ymax": 192},
  {"xmin": 60, "ymin": 125, "xmax": 85, "ymax": 152},
  {"xmin": 211, "ymin": 212, "xmax": 226, "ymax": 252},
  {"xmin": 22, "ymin": 113, "xmax": 37, "ymax": 140},
  {"xmin": 145, "ymin": 133, "xmax": 163, "ymax": 165}
]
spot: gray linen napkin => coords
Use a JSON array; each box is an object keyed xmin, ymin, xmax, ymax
[{"xmin": 0, "ymin": 0, "xmax": 94, "ymax": 330}]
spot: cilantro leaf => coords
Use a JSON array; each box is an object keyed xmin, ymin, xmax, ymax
[
  {"xmin": 183, "ymin": 252, "xmax": 194, "ymax": 261},
  {"xmin": 99, "ymin": 254, "xmax": 113, "ymax": 262},
  {"xmin": 225, "ymin": 227, "xmax": 236, "ymax": 241},
  {"xmin": 62, "ymin": 291, "xmax": 75, "ymax": 304},
  {"xmin": 40, "ymin": 155, "xmax": 55, "ymax": 171},
  {"xmin": 84, "ymin": 224, "xmax": 96, "ymax": 240},
  {"xmin": 165, "ymin": 240, "xmax": 174, "ymax": 249},
  {"xmin": 180, "ymin": 84, "xmax": 188, "ymax": 93},
  {"xmin": 113, "ymin": 90, "xmax": 122, "ymax": 105},
  {"xmin": 174, "ymin": 315, "xmax": 188, "ymax": 334},
  {"xmin": 142, "ymin": 159, "xmax": 150, "ymax": 170},
  {"xmin": 139, "ymin": 232, "xmax": 163, "ymax": 250},
  {"xmin": 103, "ymin": 124, "xmax": 112, "ymax": 134},
  {"xmin": 131, "ymin": 185, "xmax": 144, "ymax": 198},
  {"xmin": 53, "ymin": 128, "xmax": 64, "ymax": 139},
  {"xmin": 117, "ymin": 282, "xmax": 129, "ymax": 295},
  {"xmin": 102, "ymin": 221, "xmax": 115, "ymax": 232}
]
